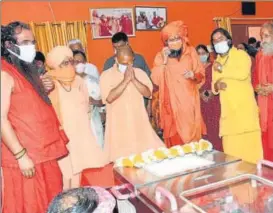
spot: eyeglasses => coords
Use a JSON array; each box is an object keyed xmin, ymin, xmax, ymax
[{"xmin": 60, "ymin": 58, "xmax": 74, "ymax": 67}]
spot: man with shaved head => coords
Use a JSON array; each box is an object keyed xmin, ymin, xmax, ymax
[
  {"xmin": 100, "ymin": 45, "xmax": 164, "ymax": 162},
  {"xmin": 253, "ymin": 22, "xmax": 273, "ymax": 161}
]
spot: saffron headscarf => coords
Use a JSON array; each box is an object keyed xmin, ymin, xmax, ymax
[
  {"xmin": 46, "ymin": 46, "xmax": 76, "ymax": 125},
  {"xmin": 161, "ymin": 21, "xmax": 189, "ymax": 45},
  {"xmin": 46, "ymin": 46, "xmax": 73, "ymax": 69},
  {"xmin": 46, "ymin": 46, "xmax": 76, "ymax": 85}
]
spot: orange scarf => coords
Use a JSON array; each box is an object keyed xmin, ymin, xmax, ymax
[
  {"xmin": 47, "ymin": 65, "xmax": 76, "ymax": 85},
  {"xmin": 47, "ymin": 66, "xmax": 76, "ymax": 125}
]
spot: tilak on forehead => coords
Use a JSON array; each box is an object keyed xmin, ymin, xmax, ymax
[{"xmin": 161, "ymin": 20, "xmax": 189, "ymax": 45}]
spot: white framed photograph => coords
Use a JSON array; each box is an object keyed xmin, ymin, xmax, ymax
[
  {"xmin": 135, "ymin": 6, "xmax": 167, "ymax": 31},
  {"xmin": 90, "ymin": 8, "xmax": 135, "ymax": 39}
]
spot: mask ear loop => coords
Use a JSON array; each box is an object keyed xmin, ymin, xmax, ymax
[
  {"xmin": 7, "ymin": 42, "xmax": 21, "ymax": 58},
  {"xmin": 227, "ymin": 39, "xmax": 232, "ymax": 47}
]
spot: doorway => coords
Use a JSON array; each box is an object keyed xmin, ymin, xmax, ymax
[{"xmin": 231, "ymin": 24, "xmax": 261, "ymax": 46}]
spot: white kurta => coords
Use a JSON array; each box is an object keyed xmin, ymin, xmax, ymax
[{"xmin": 84, "ymin": 63, "xmax": 105, "ymax": 148}]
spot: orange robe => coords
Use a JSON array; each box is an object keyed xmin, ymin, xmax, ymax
[
  {"xmin": 49, "ymin": 76, "xmax": 110, "ymax": 188},
  {"xmin": 100, "ymin": 65, "xmax": 164, "ymax": 162},
  {"xmin": 253, "ymin": 51, "xmax": 273, "ymax": 161},
  {"xmin": 151, "ymin": 46, "xmax": 206, "ymax": 147},
  {"xmin": 1, "ymin": 59, "xmax": 68, "ymax": 213}
]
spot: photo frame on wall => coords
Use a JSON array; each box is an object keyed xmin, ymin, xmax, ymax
[
  {"xmin": 135, "ymin": 6, "xmax": 167, "ymax": 31},
  {"xmin": 90, "ymin": 8, "xmax": 135, "ymax": 39}
]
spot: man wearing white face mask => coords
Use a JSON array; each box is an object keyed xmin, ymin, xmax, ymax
[
  {"xmin": 1, "ymin": 21, "xmax": 68, "ymax": 213},
  {"xmin": 103, "ymin": 32, "xmax": 152, "ymax": 114},
  {"xmin": 100, "ymin": 45, "xmax": 164, "ymax": 162},
  {"xmin": 73, "ymin": 50, "xmax": 105, "ymax": 148},
  {"xmin": 211, "ymin": 28, "xmax": 263, "ymax": 164}
]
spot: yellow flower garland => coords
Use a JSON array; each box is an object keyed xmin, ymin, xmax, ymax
[{"xmin": 114, "ymin": 139, "xmax": 213, "ymax": 168}]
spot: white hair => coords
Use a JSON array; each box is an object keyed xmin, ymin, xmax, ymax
[
  {"xmin": 261, "ymin": 41, "xmax": 273, "ymax": 55},
  {"xmin": 68, "ymin": 39, "xmax": 82, "ymax": 46}
]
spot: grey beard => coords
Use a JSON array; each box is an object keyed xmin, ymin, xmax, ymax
[{"xmin": 261, "ymin": 41, "xmax": 273, "ymax": 55}]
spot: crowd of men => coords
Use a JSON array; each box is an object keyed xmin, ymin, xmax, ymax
[{"xmin": 1, "ymin": 20, "xmax": 272, "ymax": 213}]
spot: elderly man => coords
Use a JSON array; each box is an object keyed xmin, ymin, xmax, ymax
[
  {"xmin": 151, "ymin": 21, "xmax": 206, "ymax": 148},
  {"xmin": 46, "ymin": 46, "xmax": 109, "ymax": 189},
  {"xmin": 253, "ymin": 22, "xmax": 273, "ymax": 161},
  {"xmin": 68, "ymin": 38, "xmax": 85, "ymax": 52},
  {"xmin": 100, "ymin": 45, "xmax": 163, "ymax": 161},
  {"xmin": 1, "ymin": 21, "xmax": 68, "ymax": 213}
]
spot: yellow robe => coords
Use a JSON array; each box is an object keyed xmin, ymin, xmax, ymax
[{"xmin": 212, "ymin": 47, "xmax": 263, "ymax": 164}]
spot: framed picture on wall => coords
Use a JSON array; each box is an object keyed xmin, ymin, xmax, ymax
[
  {"xmin": 135, "ymin": 6, "xmax": 167, "ymax": 31},
  {"xmin": 90, "ymin": 8, "xmax": 135, "ymax": 39}
]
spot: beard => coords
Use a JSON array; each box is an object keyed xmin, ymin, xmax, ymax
[
  {"xmin": 261, "ymin": 41, "xmax": 273, "ymax": 55},
  {"xmin": 10, "ymin": 55, "xmax": 51, "ymax": 104},
  {"xmin": 168, "ymin": 49, "xmax": 182, "ymax": 59}
]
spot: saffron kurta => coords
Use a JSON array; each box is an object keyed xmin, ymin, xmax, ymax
[
  {"xmin": 100, "ymin": 65, "xmax": 164, "ymax": 162},
  {"xmin": 253, "ymin": 51, "xmax": 273, "ymax": 161},
  {"xmin": 49, "ymin": 76, "xmax": 109, "ymax": 179},
  {"xmin": 212, "ymin": 48, "xmax": 263, "ymax": 164},
  {"xmin": 151, "ymin": 46, "xmax": 206, "ymax": 147}
]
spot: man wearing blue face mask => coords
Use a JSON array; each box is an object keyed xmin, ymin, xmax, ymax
[
  {"xmin": 100, "ymin": 45, "xmax": 164, "ymax": 162},
  {"xmin": 211, "ymin": 28, "xmax": 263, "ymax": 164}
]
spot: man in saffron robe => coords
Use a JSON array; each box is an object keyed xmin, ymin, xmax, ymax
[
  {"xmin": 100, "ymin": 45, "xmax": 164, "ymax": 161},
  {"xmin": 46, "ymin": 46, "xmax": 109, "ymax": 189},
  {"xmin": 1, "ymin": 21, "xmax": 68, "ymax": 213},
  {"xmin": 151, "ymin": 21, "xmax": 206, "ymax": 148},
  {"xmin": 253, "ymin": 22, "xmax": 273, "ymax": 161}
]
